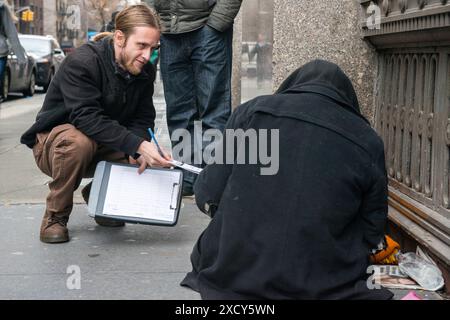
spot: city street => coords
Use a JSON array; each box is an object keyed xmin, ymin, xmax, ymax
[
  {"xmin": 0, "ymin": 0, "xmax": 448, "ymax": 304},
  {"xmin": 0, "ymin": 85, "xmax": 208, "ymax": 299}
]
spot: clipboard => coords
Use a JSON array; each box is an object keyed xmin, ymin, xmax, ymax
[{"xmin": 87, "ymin": 161, "xmax": 183, "ymax": 226}]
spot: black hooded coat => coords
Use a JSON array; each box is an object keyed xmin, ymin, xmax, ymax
[{"xmin": 181, "ymin": 60, "xmax": 393, "ymax": 300}]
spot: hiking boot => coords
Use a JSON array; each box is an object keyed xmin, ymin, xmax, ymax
[
  {"xmin": 40, "ymin": 211, "xmax": 69, "ymax": 243},
  {"xmin": 94, "ymin": 216, "xmax": 125, "ymax": 227}
]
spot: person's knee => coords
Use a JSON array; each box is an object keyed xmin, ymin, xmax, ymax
[{"xmin": 53, "ymin": 126, "xmax": 96, "ymax": 162}]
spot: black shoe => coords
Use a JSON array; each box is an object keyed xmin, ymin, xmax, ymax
[
  {"xmin": 182, "ymin": 184, "xmax": 194, "ymax": 197},
  {"xmin": 81, "ymin": 182, "xmax": 92, "ymax": 204},
  {"xmin": 94, "ymin": 216, "xmax": 125, "ymax": 227}
]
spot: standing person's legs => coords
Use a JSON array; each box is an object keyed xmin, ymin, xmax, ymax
[
  {"xmin": 33, "ymin": 124, "xmax": 97, "ymax": 243},
  {"xmin": 190, "ymin": 25, "xmax": 232, "ymax": 172},
  {"xmin": 160, "ymin": 33, "xmax": 198, "ymax": 195},
  {"xmin": 256, "ymin": 59, "xmax": 264, "ymax": 88},
  {"xmin": 193, "ymin": 26, "xmax": 232, "ymax": 133}
]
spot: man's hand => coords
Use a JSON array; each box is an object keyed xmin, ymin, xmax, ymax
[
  {"xmin": 129, "ymin": 156, "xmax": 149, "ymax": 174},
  {"xmin": 136, "ymin": 141, "xmax": 172, "ymax": 172}
]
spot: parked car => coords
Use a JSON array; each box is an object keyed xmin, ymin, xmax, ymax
[
  {"xmin": 18, "ymin": 35, "xmax": 65, "ymax": 92},
  {"xmin": 2, "ymin": 51, "xmax": 37, "ymax": 99}
]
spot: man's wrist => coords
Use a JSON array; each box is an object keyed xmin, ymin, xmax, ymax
[{"xmin": 137, "ymin": 140, "xmax": 147, "ymax": 154}]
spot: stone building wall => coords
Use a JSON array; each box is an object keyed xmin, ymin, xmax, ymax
[
  {"xmin": 272, "ymin": 0, "xmax": 378, "ymax": 122},
  {"xmin": 43, "ymin": 0, "xmax": 57, "ymax": 38},
  {"xmin": 232, "ymin": 10, "xmax": 242, "ymax": 109}
]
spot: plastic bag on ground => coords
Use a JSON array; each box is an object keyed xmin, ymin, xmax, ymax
[{"xmin": 397, "ymin": 252, "xmax": 445, "ymax": 291}]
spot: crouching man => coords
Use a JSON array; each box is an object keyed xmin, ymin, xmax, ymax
[{"xmin": 20, "ymin": 4, "xmax": 172, "ymax": 244}]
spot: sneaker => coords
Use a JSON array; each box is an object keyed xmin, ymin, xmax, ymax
[{"xmin": 40, "ymin": 212, "xmax": 69, "ymax": 243}]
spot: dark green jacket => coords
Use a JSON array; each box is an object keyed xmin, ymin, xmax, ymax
[{"xmin": 145, "ymin": 0, "xmax": 242, "ymax": 34}]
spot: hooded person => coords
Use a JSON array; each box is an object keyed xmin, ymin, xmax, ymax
[{"xmin": 180, "ymin": 60, "xmax": 393, "ymax": 300}]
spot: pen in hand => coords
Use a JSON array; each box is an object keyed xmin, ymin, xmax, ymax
[
  {"xmin": 148, "ymin": 128, "xmax": 165, "ymax": 158},
  {"xmin": 135, "ymin": 129, "xmax": 172, "ymax": 174}
]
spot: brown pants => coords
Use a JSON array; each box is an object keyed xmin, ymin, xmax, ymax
[{"xmin": 33, "ymin": 124, "xmax": 128, "ymax": 218}]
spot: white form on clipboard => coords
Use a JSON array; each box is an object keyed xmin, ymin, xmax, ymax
[{"xmin": 102, "ymin": 165, "xmax": 181, "ymax": 222}]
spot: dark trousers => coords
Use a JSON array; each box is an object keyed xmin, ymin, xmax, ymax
[{"xmin": 160, "ymin": 25, "xmax": 233, "ymax": 186}]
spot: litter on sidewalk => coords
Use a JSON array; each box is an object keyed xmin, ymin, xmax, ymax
[{"xmin": 370, "ymin": 244, "xmax": 445, "ymax": 292}]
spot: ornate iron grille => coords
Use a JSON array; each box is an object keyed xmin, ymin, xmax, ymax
[{"xmin": 376, "ymin": 49, "xmax": 450, "ymax": 220}]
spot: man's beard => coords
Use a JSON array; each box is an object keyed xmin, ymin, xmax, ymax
[{"xmin": 119, "ymin": 50, "xmax": 142, "ymax": 76}]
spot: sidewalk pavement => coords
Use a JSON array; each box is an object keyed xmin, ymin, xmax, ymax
[
  {"xmin": 0, "ymin": 200, "xmax": 208, "ymax": 300},
  {"xmin": 0, "ymin": 199, "xmax": 444, "ymax": 300}
]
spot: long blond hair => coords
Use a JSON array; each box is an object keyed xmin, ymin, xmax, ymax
[{"xmin": 92, "ymin": 4, "xmax": 160, "ymax": 42}]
